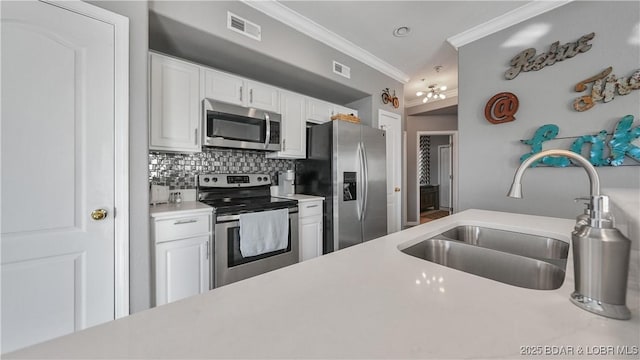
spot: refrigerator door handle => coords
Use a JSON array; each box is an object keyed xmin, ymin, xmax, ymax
[
  {"xmin": 361, "ymin": 141, "xmax": 369, "ymax": 220},
  {"xmin": 356, "ymin": 142, "xmax": 364, "ymax": 221}
]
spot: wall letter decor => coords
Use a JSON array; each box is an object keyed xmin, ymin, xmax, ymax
[
  {"xmin": 485, "ymin": 92, "xmax": 519, "ymax": 124},
  {"xmin": 505, "ymin": 33, "xmax": 595, "ymax": 80},
  {"xmin": 520, "ymin": 115, "xmax": 640, "ymax": 167},
  {"xmin": 520, "ymin": 124, "xmax": 571, "ymax": 167},
  {"xmin": 573, "ymin": 67, "xmax": 640, "ymax": 111}
]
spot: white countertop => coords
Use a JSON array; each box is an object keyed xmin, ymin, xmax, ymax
[
  {"xmin": 8, "ymin": 209, "xmax": 640, "ymax": 359},
  {"xmin": 273, "ymin": 193, "xmax": 325, "ymax": 202},
  {"xmin": 149, "ymin": 201, "xmax": 212, "ymax": 218}
]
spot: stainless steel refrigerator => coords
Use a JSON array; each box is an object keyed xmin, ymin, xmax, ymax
[{"xmin": 296, "ymin": 120, "xmax": 387, "ymax": 253}]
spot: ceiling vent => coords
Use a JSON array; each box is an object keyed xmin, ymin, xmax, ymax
[
  {"xmin": 333, "ymin": 61, "xmax": 351, "ymax": 79},
  {"xmin": 227, "ymin": 12, "xmax": 261, "ymax": 41}
]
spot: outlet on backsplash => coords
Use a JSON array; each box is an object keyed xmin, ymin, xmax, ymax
[{"xmin": 150, "ymin": 184, "xmax": 169, "ymax": 205}]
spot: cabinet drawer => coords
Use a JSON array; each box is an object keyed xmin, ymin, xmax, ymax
[
  {"xmin": 299, "ymin": 201, "xmax": 322, "ymax": 218},
  {"xmin": 154, "ymin": 214, "xmax": 210, "ymax": 243}
]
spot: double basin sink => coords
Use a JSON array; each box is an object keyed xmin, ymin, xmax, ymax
[{"xmin": 400, "ymin": 225, "xmax": 569, "ymax": 290}]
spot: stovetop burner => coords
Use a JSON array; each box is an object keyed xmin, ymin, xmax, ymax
[
  {"xmin": 200, "ymin": 196, "xmax": 296, "ymax": 215},
  {"xmin": 196, "ymin": 173, "xmax": 297, "ymax": 215}
]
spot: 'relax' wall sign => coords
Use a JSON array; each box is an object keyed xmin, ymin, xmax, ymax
[{"xmin": 505, "ymin": 33, "xmax": 595, "ymax": 80}]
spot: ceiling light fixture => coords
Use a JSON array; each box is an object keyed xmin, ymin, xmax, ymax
[
  {"xmin": 416, "ymin": 66, "xmax": 447, "ymax": 103},
  {"xmin": 393, "ymin": 26, "xmax": 411, "ymax": 37},
  {"xmin": 417, "ymin": 84, "xmax": 447, "ymax": 103}
]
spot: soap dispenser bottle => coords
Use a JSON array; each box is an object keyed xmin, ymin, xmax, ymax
[{"xmin": 570, "ymin": 195, "xmax": 631, "ymax": 320}]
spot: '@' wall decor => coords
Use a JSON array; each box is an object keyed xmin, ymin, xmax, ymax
[
  {"xmin": 505, "ymin": 32, "xmax": 595, "ymax": 80},
  {"xmin": 484, "ymin": 92, "xmax": 519, "ymax": 124},
  {"xmin": 573, "ymin": 67, "xmax": 640, "ymax": 111},
  {"xmin": 519, "ymin": 114, "xmax": 640, "ymax": 167}
]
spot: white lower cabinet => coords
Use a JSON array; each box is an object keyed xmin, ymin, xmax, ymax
[
  {"xmin": 155, "ymin": 235, "xmax": 209, "ymax": 305},
  {"xmin": 151, "ymin": 208, "xmax": 212, "ymax": 306},
  {"xmin": 298, "ymin": 200, "xmax": 323, "ymax": 261}
]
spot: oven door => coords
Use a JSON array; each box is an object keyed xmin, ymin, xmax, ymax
[
  {"xmin": 203, "ymin": 99, "xmax": 281, "ymax": 151},
  {"xmin": 214, "ymin": 209, "xmax": 298, "ymax": 287}
]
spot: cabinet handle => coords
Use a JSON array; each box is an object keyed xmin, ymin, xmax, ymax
[
  {"xmin": 206, "ymin": 240, "xmax": 209, "ymax": 260},
  {"xmin": 194, "ymin": 128, "xmax": 198, "ymax": 146},
  {"xmin": 306, "ymin": 204, "xmax": 319, "ymax": 208},
  {"xmin": 174, "ymin": 219, "xmax": 197, "ymax": 225},
  {"xmin": 249, "ymin": 89, "xmax": 253, "ymax": 103},
  {"xmin": 239, "ymin": 86, "xmax": 243, "ymax": 102},
  {"xmin": 283, "ymin": 138, "xmax": 286, "ymax": 151}
]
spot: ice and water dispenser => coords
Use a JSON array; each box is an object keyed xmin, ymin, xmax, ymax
[{"xmin": 343, "ymin": 172, "xmax": 357, "ymax": 201}]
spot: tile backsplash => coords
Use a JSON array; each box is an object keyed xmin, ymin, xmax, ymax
[{"xmin": 149, "ymin": 149, "xmax": 295, "ymax": 189}]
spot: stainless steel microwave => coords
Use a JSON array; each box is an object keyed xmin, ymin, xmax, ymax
[{"xmin": 203, "ymin": 99, "xmax": 281, "ymax": 151}]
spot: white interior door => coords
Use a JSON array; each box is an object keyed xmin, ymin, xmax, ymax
[
  {"xmin": 378, "ymin": 110, "xmax": 402, "ymax": 233},
  {"xmin": 1, "ymin": 1, "xmax": 118, "ymax": 352},
  {"xmin": 438, "ymin": 145, "xmax": 452, "ymax": 209}
]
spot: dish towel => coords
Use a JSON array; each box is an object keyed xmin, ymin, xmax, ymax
[{"xmin": 239, "ymin": 208, "xmax": 289, "ymax": 257}]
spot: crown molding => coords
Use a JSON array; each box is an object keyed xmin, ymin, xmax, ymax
[
  {"xmin": 405, "ymin": 88, "xmax": 458, "ymax": 108},
  {"xmin": 447, "ymin": 0, "xmax": 574, "ymax": 50},
  {"xmin": 241, "ymin": 0, "xmax": 410, "ymax": 84}
]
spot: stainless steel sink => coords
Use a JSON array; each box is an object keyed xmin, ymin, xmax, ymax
[
  {"xmin": 438, "ymin": 225, "xmax": 569, "ymax": 261},
  {"xmin": 400, "ymin": 226, "xmax": 568, "ymax": 290}
]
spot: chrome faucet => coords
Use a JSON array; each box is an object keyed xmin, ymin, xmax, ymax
[{"xmin": 508, "ymin": 149, "xmax": 631, "ymax": 320}]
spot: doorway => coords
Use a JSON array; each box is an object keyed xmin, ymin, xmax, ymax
[
  {"xmin": 438, "ymin": 144, "xmax": 452, "ymax": 211},
  {"xmin": 1, "ymin": 1, "xmax": 129, "ymax": 353},
  {"xmin": 416, "ymin": 131, "xmax": 458, "ymax": 224},
  {"xmin": 379, "ymin": 109, "xmax": 402, "ymax": 234}
]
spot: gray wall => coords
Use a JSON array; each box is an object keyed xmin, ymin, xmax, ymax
[
  {"xmin": 88, "ymin": 0, "xmax": 150, "ymax": 314},
  {"xmin": 458, "ymin": 1, "xmax": 640, "ymax": 219},
  {"xmin": 406, "ymin": 115, "xmax": 457, "ymax": 222},
  {"xmin": 148, "ymin": 0, "xmax": 405, "ymax": 126},
  {"xmin": 347, "ymin": 97, "xmax": 374, "ymax": 127}
]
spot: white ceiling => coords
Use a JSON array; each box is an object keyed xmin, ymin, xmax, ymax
[{"xmin": 258, "ymin": 1, "xmax": 563, "ymax": 107}]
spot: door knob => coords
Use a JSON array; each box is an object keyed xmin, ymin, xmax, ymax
[
  {"xmin": 91, "ymin": 209, "xmax": 108, "ymax": 221},
  {"xmin": 394, "ymin": 187, "xmax": 401, "ymax": 192}
]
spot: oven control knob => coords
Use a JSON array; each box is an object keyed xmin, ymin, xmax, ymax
[
  {"xmin": 203, "ymin": 177, "xmax": 210, "ymax": 182},
  {"xmin": 257, "ymin": 177, "xmax": 262, "ymax": 182},
  {"xmin": 212, "ymin": 177, "xmax": 218, "ymax": 182}
]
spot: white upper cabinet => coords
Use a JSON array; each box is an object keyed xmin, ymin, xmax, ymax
[
  {"xmin": 203, "ymin": 69, "xmax": 279, "ymax": 112},
  {"xmin": 149, "ymin": 52, "xmax": 359, "ymax": 154},
  {"xmin": 246, "ymin": 81, "xmax": 280, "ymax": 113},
  {"xmin": 334, "ymin": 105, "xmax": 358, "ymax": 118},
  {"xmin": 203, "ymin": 69, "xmax": 244, "ymax": 106},
  {"xmin": 306, "ymin": 97, "xmax": 334, "ymax": 124},
  {"xmin": 306, "ymin": 97, "xmax": 358, "ymax": 124},
  {"xmin": 267, "ymin": 90, "xmax": 306, "ymax": 159},
  {"xmin": 149, "ymin": 53, "xmax": 201, "ymax": 152}
]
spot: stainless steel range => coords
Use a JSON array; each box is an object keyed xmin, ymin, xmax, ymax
[{"xmin": 197, "ymin": 173, "xmax": 299, "ymax": 288}]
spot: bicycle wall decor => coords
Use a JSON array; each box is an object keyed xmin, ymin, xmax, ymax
[{"xmin": 381, "ymin": 88, "xmax": 399, "ymax": 108}]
